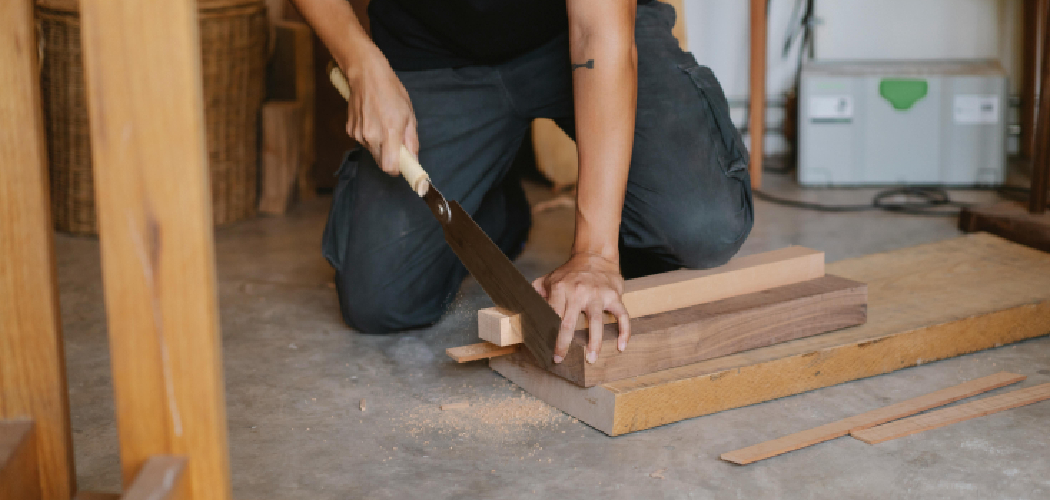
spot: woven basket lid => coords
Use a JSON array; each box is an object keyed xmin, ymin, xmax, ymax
[{"xmin": 36, "ymin": 0, "xmax": 265, "ymax": 13}]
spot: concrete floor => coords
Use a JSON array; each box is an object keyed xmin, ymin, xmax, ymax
[{"xmin": 58, "ymin": 170, "xmax": 1050, "ymax": 499}]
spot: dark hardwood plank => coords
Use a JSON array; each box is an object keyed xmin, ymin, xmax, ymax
[{"xmin": 548, "ymin": 275, "xmax": 868, "ymax": 387}]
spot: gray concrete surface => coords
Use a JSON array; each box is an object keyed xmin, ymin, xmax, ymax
[{"xmin": 58, "ymin": 170, "xmax": 1050, "ymax": 499}]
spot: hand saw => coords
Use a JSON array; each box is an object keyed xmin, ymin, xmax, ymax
[{"xmin": 328, "ymin": 62, "xmax": 561, "ymax": 369}]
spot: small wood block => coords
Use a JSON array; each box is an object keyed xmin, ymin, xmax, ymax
[
  {"xmin": 0, "ymin": 421, "xmax": 40, "ymax": 500},
  {"xmin": 490, "ymin": 235, "xmax": 1050, "ymax": 436},
  {"xmin": 446, "ymin": 342, "xmax": 520, "ymax": 363},
  {"xmin": 259, "ymin": 101, "xmax": 303, "ymax": 215},
  {"xmin": 851, "ymin": 382, "xmax": 1050, "ymax": 444},
  {"xmin": 479, "ymin": 246, "xmax": 825, "ymax": 346},
  {"xmin": 549, "ymin": 275, "xmax": 867, "ymax": 387},
  {"xmin": 720, "ymin": 371, "xmax": 1027, "ymax": 464},
  {"xmin": 959, "ymin": 202, "xmax": 1050, "ymax": 253},
  {"xmin": 122, "ymin": 455, "xmax": 188, "ymax": 500}
]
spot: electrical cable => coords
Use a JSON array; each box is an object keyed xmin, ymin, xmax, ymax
[{"xmin": 754, "ymin": 185, "xmax": 1031, "ymax": 217}]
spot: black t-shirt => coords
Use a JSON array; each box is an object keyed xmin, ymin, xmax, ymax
[{"xmin": 369, "ymin": 0, "xmax": 651, "ymax": 71}]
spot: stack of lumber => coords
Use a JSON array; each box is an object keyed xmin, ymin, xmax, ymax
[
  {"xmin": 488, "ymin": 234, "xmax": 1050, "ymax": 435},
  {"xmin": 476, "ymin": 246, "xmax": 868, "ymax": 387}
]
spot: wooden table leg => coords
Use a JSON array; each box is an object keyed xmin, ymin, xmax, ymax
[
  {"xmin": 1021, "ymin": 0, "xmax": 1040, "ymax": 159},
  {"xmin": 749, "ymin": 0, "xmax": 767, "ymax": 189},
  {"xmin": 1031, "ymin": 1, "xmax": 1050, "ymax": 214},
  {"xmin": 0, "ymin": 2, "xmax": 77, "ymax": 499},
  {"xmin": 78, "ymin": 1, "xmax": 233, "ymax": 499}
]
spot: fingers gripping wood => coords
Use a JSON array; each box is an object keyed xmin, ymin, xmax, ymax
[{"xmin": 327, "ymin": 62, "xmax": 430, "ymax": 197}]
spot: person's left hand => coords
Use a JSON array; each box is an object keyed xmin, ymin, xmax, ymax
[{"xmin": 532, "ymin": 252, "xmax": 631, "ymax": 364}]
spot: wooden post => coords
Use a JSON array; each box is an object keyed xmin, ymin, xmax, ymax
[
  {"xmin": 1021, "ymin": 0, "xmax": 1040, "ymax": 159},
  {"xmin": 749, "ymin": 0, "xmax": 767, "ymax": 189},
  {"xmin": 78, "ymin": 1, "xmax": 233, "ymax": 499},
  {"xmin": 1031, "ymin": 2, "xmax": 1050, "ymax": 214},
  {"xmin": 259, "ymin": 101, "xmax": 303, "ymax": 215},
  {"xmin": 0, "ymin": 2, "xmax": 77, "ymax": 499}
]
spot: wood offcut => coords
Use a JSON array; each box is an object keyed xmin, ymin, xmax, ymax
[
  {"xmin": 548, "ymin": 275, "xmax": 867, "ymax": 387},
  {"xmin": 479, "ymin": 246, "xmax": 825, "ymax": 346},
  {"xmin": 446, "ymin": 342, "xmax": 520, "ymax": 363},
  {"xmin": 720, "ymin": 372, "xmax": 1027, "ymax": 464},
  {"xmin": 491, "ymin": 235, "xmax": 1050, "ymax": 435},
  {"xmin": 851, "ymin": 383, "xmax": 1050, "ymax": 444}
]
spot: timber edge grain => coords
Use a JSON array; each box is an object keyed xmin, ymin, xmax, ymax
[{"xmin": 478, "ymin": 246, "xmax": 825, "ymax": 346}]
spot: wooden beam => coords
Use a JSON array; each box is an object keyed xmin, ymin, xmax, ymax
[
  {"xmin": 78, "ymin": 1, "xmax": 232, "ymax": 499},
  {"xmin": 720, "ymin": 372, "xmax": 1026, "ymax": 464},
  {"xmin": 1020, "ymin": 0, "xmax": 1039, "ymax": 159},
  {"xmin": 490, "ymin": 234, "xmax": 1050, "ymax": 435},
  {"xmin": 122, "ymin": 456, "xmax": 188, "ymax": 500},
  {"xmin": 959, "ymin": 202, "xmax": 1050, "ymax": 252},
  {"xmin": 479, "ymin": 246, "xmax": 824, "ymax": 346},
  {"xmin": 446, "ymin": 342, "xmax": 520, "ymax": 363},
  {"xmin": 549, "ymin": 275, "xmax": 867, "ymax": 387},
  {"xmin": 748, "ymin": 0, "xmax": 767, "ymax": 189},
  {"xmin": 0, "ymin": 421, "xmax": 41, "ymax": 500},
  {"xmin": 0, "ymin": 1, "xmax": 77, "ymax": 498},
  {"xmin": 851, "ymin": 383, "xmax": 1050, "ymax": 444},
  {"xmin": 258, "ymin": 101, "xmax": 302, "ymax": 215},
  {"xmin": 1031, "ymin": 0, "xmax": 1050, "ymax": 214}
]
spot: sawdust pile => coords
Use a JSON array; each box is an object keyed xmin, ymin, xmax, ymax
[{"xmin": 398, "ymin": 388, "xmax": 570, "ymax": 443}]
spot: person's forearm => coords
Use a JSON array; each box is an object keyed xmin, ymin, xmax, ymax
[
  {"xmin": 567, "ymin": 2, "xmax": 637, "ymax": 263},
  {"xmin": 289, "ymin": 0, "xmax": 375, "ymax": 74}
]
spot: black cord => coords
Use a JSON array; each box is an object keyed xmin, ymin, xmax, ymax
[{"xmin": 754, "ymin": 185, "xmax": 1031, "ymax": 217}]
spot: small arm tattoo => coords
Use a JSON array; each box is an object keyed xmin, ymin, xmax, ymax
[{"xmin": 571, "ymin": 59, "xmax": 594, "ymax": 71}]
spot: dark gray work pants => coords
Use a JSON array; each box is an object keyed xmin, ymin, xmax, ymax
[{"xmin": 322, "ymin": 1, "xmax": 754, "ymax": 333}]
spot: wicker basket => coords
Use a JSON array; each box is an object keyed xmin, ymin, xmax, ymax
[{"xmin": 36, "ymin": 0, "xmax": 268, "ymax": 234}]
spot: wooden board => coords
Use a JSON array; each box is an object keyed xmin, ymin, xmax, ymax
[
  {"xmin": 123, "ymin": 456, "xmax": 188, "ymax": 500},
  {"xmin": 446, "ymin": 343, "xmax": 520, "ymax": 363},
  {"xmin": 79, "ymin": 0, "xmax": 233, "ymax": 498},
  {"xmin": 960, "ymin": 201, "xmax": 1050, "ymax": 253},
  {"xmin": 491, "ymin": 234, "xmax": 1050, "ymax": 435},
  {"xmin": 720, "ymin": 371, "xmax": 1027, "ymax": 464},
  {"xmin": 851, "ymin": 383, "xmax": 1050, "ymax": 444},
  {"xmin": 0, "ymin": 2, "xmax": 77, "ymax": 499},
  {"xmin": 548, "ymin": 275, "xmax": 867, "ymax": 387},
  {"xmin": 266, "ymin": 20, "xmax": 316, "ymax": 200},
  {"xmin": 0, "ymin": 421, "xmax": 40, "ymax": 500},
  {"xmin": 259, "ymin": 101, "xmax": 303, "ymax": 215},
  {"xmin": 479, "ymin": 246, "xmax": 824, "ymax": 346},
  {"xmin": 749, "ymin": 0, "xmax": 766, "ymax": 189}
]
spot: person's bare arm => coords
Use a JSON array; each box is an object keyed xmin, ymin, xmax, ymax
[
  {"xmin": 534, "ymin": 1, "xmax": 637, "ymax": 364},
  {"xmin": 289, "ymin": 0, "xmax": 418, "ymax": 173}
]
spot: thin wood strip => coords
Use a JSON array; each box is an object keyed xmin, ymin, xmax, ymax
[
  {"xmin": 446, "ymin": 343, "xmax": 520, "ymax": 363},
  {"xmin": 0, "ymin": 421, "xmax": 41, "ymax": 500},
  {"xmin": 749, "ymin": 0, "xmax": 767, "ymax": 189},
  {"xmin": 122, "ymin": 456, "xmax": 188, "ymax": 500},
  {"xmin": 851, "ymin": 383, "xmax": 1050, "ymax": 444},
  {"xmin": 480, "ymin": 246, "xmax": 824, "ymax": 346},
  {"xmin": 0, "ymin": 1, "xmax": 77, "ymax": 498},
  {"xmin": 720, "ymin": 372, "xmax": 1026, "ymax": 464},
  {"xmin": 1031, "ymin": 0, "xmax": 1050, "ymax": 214}
]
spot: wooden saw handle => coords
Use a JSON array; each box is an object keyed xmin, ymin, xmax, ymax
[{"xmin": 327, "ymin": 62, "xmax": 430, "ymax": 197}]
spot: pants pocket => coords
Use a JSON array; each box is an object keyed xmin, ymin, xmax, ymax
[{"xmin": 678, "ymin": 62, "xmax": 750, "ymax": 180}]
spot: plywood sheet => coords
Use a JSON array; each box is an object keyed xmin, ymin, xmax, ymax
[{"xmin": 491, "ymin": 234, "xmax": 1050, "ymax": 435}]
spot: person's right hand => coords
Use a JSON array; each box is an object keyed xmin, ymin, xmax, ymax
[{"xmin": 338, "ymin": 44, "xmax": 419, "ymax": 175}]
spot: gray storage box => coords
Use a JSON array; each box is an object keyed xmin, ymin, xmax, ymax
[{"xmin": 798, "ymin": 60, "xmax": 1006, "ymax": 186}]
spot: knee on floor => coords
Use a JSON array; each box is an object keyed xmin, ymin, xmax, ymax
[{"xmin": 336, "ymin": 280, "xmax": 448, "ymax": 334}]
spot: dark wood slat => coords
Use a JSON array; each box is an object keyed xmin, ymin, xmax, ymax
[{"xmin": 547, "ymin": 275, "xmax": 868, "ymax": 387}]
